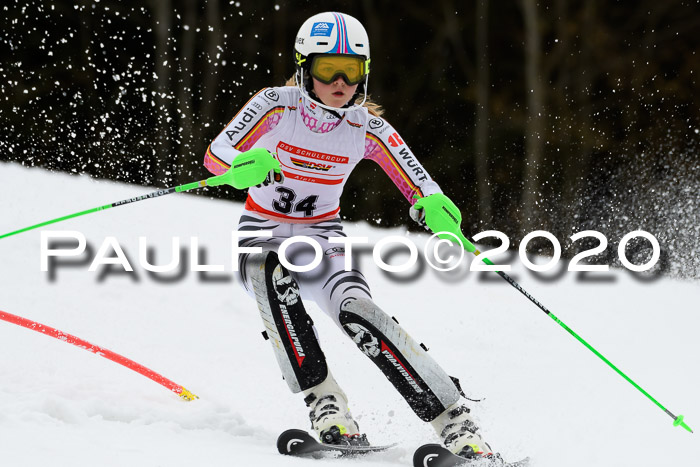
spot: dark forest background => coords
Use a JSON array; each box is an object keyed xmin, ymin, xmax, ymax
[{"xmin": 1, "ymin": 0, "xmax": 698, "ymax": 276}]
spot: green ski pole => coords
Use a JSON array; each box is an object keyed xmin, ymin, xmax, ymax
[
  {"xmin": 413, "ymin": 193, "xmax": 693, "ymax": 434},
  {"xmin": 0, "ymin": 149, "xmax": 270, "ymax": 240},
  {"xmin": 1, "ymin": 179, "xmax": 207, "ymax": 240}
]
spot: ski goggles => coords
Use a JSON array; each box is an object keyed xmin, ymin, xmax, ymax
[{"xmin": 309, "ymin": 54, "xmax": 369, "ymax": 86}]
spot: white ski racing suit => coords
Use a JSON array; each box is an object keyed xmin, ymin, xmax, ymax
[{"xmin": 204, "ymin": 86, "xmax": 462, "ymax": 422}]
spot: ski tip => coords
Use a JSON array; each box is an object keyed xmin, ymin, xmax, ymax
[
  {"xmin": 277, "ymin": 429, "xmax": 315, "ymax": 456},
  {"xmin": 413, "ymin": 443, "xmax": 529, "ymax": 467},
  {"xmin": 412, "ymin": 444, "xmax": 447, "ymax": 467}
]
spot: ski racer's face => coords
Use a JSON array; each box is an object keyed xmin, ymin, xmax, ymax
[{"xmin": 312, "ymin": 76, "xmax": 358, "ymax": 109}]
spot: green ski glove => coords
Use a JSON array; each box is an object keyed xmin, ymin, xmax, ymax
[
  {"xmin": 411, "ymin": 193, "xmax": 472, "ymax": 250},
  {"xmin": 207, "ymin": 147, "xmax": 283, "ymax": 190}
]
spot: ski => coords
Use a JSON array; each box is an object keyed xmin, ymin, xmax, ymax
[
  {"xmin": 277, "ymin": 429, "xmax": 397, "ymax": 458},
  {"xmin": 413, "ymin": 444, "xmax": 529, "ymax": 467}
]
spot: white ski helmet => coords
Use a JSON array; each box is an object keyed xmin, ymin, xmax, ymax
[{"xmin": 294, "ymin": 12, "xmax": 370, "ymax": 111}]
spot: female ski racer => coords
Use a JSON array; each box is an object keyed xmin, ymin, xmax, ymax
[{"xmin": 204, "ymin": 11, "xmax": 498, "ymax": 463}]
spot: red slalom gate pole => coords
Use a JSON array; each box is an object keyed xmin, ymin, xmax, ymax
[{"xmin": 0, "ymin": 309, "xmax": 198, "ymax": 401}]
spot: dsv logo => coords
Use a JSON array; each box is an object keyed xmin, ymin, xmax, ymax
[
  {"xmin": 264, "ymin": 89, "xmax": 279, "ymax": 102},
  {"xmin": 368, "ymin": 118, "xmax": 383, "ymax": 130}
]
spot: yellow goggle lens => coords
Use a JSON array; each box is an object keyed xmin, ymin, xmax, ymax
[{"xmin": 310, "ymin": 55, "xmax": 366, "ymax": 85}]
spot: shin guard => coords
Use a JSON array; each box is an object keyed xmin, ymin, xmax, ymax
[
  {"xmin": 250, "ymin": 252, "xmax": 328, "ymax": 393},
  {"xmin": 339, "ymin": 297, "xmax": 460, "ymax": 421}
]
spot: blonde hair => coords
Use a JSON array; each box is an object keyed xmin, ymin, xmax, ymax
[{"xmin": 284, "ymin": 75, "xmax": 384, "ymax": 117}]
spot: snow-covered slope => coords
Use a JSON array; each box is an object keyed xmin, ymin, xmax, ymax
[{"xmin": 0, "ymin": 162, "xmax": 698, "ymax": 467}]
